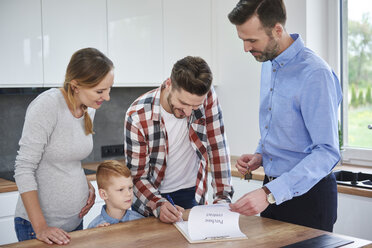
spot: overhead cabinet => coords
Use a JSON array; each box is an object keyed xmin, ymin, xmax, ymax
[
  {"xmin": 0, "ymin": 0, "xmax": 214, "ymax": 87},
  {"xmin": 42, "ymin": 0, "xmax": 108, "ymax": 87},
  {"xmin": 0, "ymin": 0, "xmax": 43, "ymax": 87},
  {"xmin": 107, "ymin": 0, "xmax": 163, "ymax": 86},
  {"xmin": 163, "ymin": 0, "xmax": 213, "ymax": 78},
  {"xmin": 108, "ymin": 0, "xmax": 213, "ymax": 86}
]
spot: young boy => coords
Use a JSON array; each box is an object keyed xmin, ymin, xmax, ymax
[{"xmin": 88, "ymin": 160, "xmax": 144, "ymax": 228}]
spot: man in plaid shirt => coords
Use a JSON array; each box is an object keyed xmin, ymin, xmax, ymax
[{"xmin": 124, "ymin": 56, "xmax": 234, "ymax": 223}]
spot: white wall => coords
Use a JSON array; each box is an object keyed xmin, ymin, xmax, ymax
[
  {"xmin": 214, "ymin": 0, "xmax": 261, "ymax": 156},
  {"xmin": 216, "ymin": 0, "xmax": 340, "ymax": 156},
  {"xmin": 285, "ymin": 0, "xmax": 307, "ymax": 41},
  {"xmin": 305, "ymin": 0, "xmax": 341, "ymax": 76},
  {"xmin": 306, "ymin": 0, "xmax": 328, "ymax": 62}
]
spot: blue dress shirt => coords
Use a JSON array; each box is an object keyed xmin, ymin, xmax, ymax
[
  {"xmin": 256, "ymin": 34, "xmax": 342, "ymax": 205},
  {"xmin": 88, "ymin": 205, "xmax": 144, "ymax": 229}
]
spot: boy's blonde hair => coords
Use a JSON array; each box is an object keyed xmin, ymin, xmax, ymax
[{"xmin": 96, "ymin": 160, "xmax": 131, "ymax": 190}]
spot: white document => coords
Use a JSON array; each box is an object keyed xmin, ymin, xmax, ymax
[{"xmin": 174, "ymin": 204, "xmax": 247, "ymax": 243}]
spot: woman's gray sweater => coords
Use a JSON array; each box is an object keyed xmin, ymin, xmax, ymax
[{"xmin": 14, "ymin": 88, "xmax": 95, "ymax": 231}]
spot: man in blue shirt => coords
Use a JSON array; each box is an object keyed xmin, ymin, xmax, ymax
[{"xmin": 228, "ymin": 0, "xmax": 342, "ymax": 232}]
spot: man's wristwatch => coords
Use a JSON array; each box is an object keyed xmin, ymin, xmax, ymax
[{"xmin": 262, "ymin": 186, "xmax": 276, "ymax": 204}]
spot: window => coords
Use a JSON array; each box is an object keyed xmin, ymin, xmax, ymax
[{"xmin": 341, "ymin": 0, "xmax": 372, "ymax": 166}]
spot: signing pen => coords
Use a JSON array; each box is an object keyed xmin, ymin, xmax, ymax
[
  {"xmin": 165, "ymin": 194, "xmax": 183, "ymax": 222},
  {"xmin": 166, "ymin": 194, "xmax": 175, "ymax": 206}
]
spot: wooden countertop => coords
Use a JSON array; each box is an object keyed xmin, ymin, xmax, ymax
[
  {"xmin": 2, "ymin": 214, "xmax": 371, "ymax": 248},
  {"xmin": 0, "ymin": 160, "xmax": 124, "ymax": 194},
  {"xmin": 1, "ymin": 158, "xmax": 372, "ymax": 198},
  {"xmin": 230, "ymin": 156, "xmax": 372, "ymax": 198}
]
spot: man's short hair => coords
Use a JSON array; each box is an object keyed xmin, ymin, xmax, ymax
[
  {"xmin": 96, "ymin": 160, "xmax": 131, "ymax": 190},
  {"xmin": 170, "ymin": 56, "xmax": 212, "ymax": 96},
  {"xmin": 228, "ymin": 0, "xmax": 286, "ymax": 29}
]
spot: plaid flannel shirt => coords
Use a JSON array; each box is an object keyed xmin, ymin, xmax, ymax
[{"xmin": 124, "ymin": 84, "xmax": 234, "ymax": 217}]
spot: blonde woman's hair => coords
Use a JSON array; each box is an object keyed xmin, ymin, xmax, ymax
[
  {"xmin": 96, "ymin": 160, "xmax": 131, "ymax": 190},
  {"xmin": 63, "ymin": 47, "xmax": 114, "ymax": 135}
]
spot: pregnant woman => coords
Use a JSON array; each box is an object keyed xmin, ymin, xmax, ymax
[{"xmin": 14, "ymin": 47, "xmax": 114, "ymax": 245}]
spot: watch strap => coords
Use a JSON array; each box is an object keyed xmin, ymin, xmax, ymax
[{"xmin": 262, "ymin": 186, "xmax": 271, "ymax": 195}]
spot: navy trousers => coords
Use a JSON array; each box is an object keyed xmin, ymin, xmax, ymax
[
  {"xmin": 161, "ymin": 186, "xmax": 197, "ymax": 209},
  {"xmin": 261, "ymin": 173, "xmax": 337, "ymax": 232}
]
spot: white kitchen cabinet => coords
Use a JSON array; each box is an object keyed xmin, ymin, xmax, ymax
[
  {"xmin": 0, "ymin": 191, "xmax": 19, "ymax": 245},
  {"xmin": 334, "ymin": 192, "xmax": 372, "ymax": 240},
  {"xmin": 163, "ymin": 0, "xmax": 214, "ymax": 79},
  {"xmin": 108, "ymin": 0, "xmax": 214, "ymax": 86},
  {"xmin": 230, "ymin": 177, "xmax": 263, "ymax": 202},
  {"xmin": 42, "ymin": 0, "xmax": 108, "ymax": 87},
  {"xmin": 2, "ymin": 0, "xmax": 217, "ymax": 88},
  {"xmin": 0, "ymin": 181, "xmax": 104, "ymax": 245},
  {"xmin": 207, "ymin": 173, "xmax": 262, "ymax": 205},
  {"xmin": 0, "ymin": 0, "xmax": 43, "ymax": 87},
  {"xmin": 107, "ymin": 0, "xmax": 163, "ymax": 86}
]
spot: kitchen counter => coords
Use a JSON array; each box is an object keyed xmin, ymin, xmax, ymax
[
  {"xmin": 1, "ymin": 158, "xmax": 372, "ymax": 198},
  {"xmin": 229, "ymin": 156, "xmax": 372, "ymax": 198},
  {"xmin": 1, "ymin": 214, "xmax": 371, "ymax": 248},
  {"xmin": 0, "ymin": 160, "xmax": 125, "ymax": 193},
  {"xmin": 0, "ymin": 178, "xmax": 16, "ymax": 193}
]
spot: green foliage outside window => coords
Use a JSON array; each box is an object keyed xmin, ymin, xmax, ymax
[
  {"xmin": 357, "ymin": 90, "xmax": 364, "ymax": 105},
  {"xmin": 366, "ymin": 85, "xmax": 372, "ymax": 104},
  {"xmin": 338, "ymin": 121, "xmax": 343, "ymax": 150},
  {"xmin": 347, "ymin": 12, "xmax": 372, "ymax": 148},
  {"xmin": 350, "ymin": 84, "xmax": 358, "ymax": 107}
]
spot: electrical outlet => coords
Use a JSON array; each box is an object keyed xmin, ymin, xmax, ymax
[{"xmin": 101, "ymin": 144, "xmax": 124, "ymax": 158}]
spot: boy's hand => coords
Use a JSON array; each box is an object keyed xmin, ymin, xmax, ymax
[
  {"xmin": 159, "ymin": 202, "xmax": 184, "ymax": 223},
  {"xmin": 97, "ymin": 222, "xmax": 110, "ymax": 228}
]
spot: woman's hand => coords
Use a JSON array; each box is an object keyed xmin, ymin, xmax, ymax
[
  {"xmin": 20, "ymin": 191, "xmax": 70, "ymax": 244},
  {"xmin": 79, "ymin": 182, "xmax": 96, "ymax": 218},
  {"xmin": 35, "ymin": 225, "xmax": 71, "ymax": 245}
]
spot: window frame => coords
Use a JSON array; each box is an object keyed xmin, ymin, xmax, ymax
[{"xmin": 339, "ymin": 0, "xmax": 372, "ymax": 167}]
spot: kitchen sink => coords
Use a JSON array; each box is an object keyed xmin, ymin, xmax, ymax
[
  {"xmin": 0, "ymin": 168, "xmax": 96, "ymax": 182},
  {"xmin": 334, "ymin": 170, "xmax": 372, "ymax": 189}
]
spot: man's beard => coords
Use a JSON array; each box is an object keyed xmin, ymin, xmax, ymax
[
  {"xmin": 251, "ymin": 36, "xmax": 280, "ymax": 62},
  {"xmin": 167, "ymin": 92, "xmax": 186, "ymax": 119}
]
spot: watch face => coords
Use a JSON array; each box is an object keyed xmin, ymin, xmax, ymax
[{"xmin": 268, "ymin": 193, "xmax": 276, "ymax": 204}]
